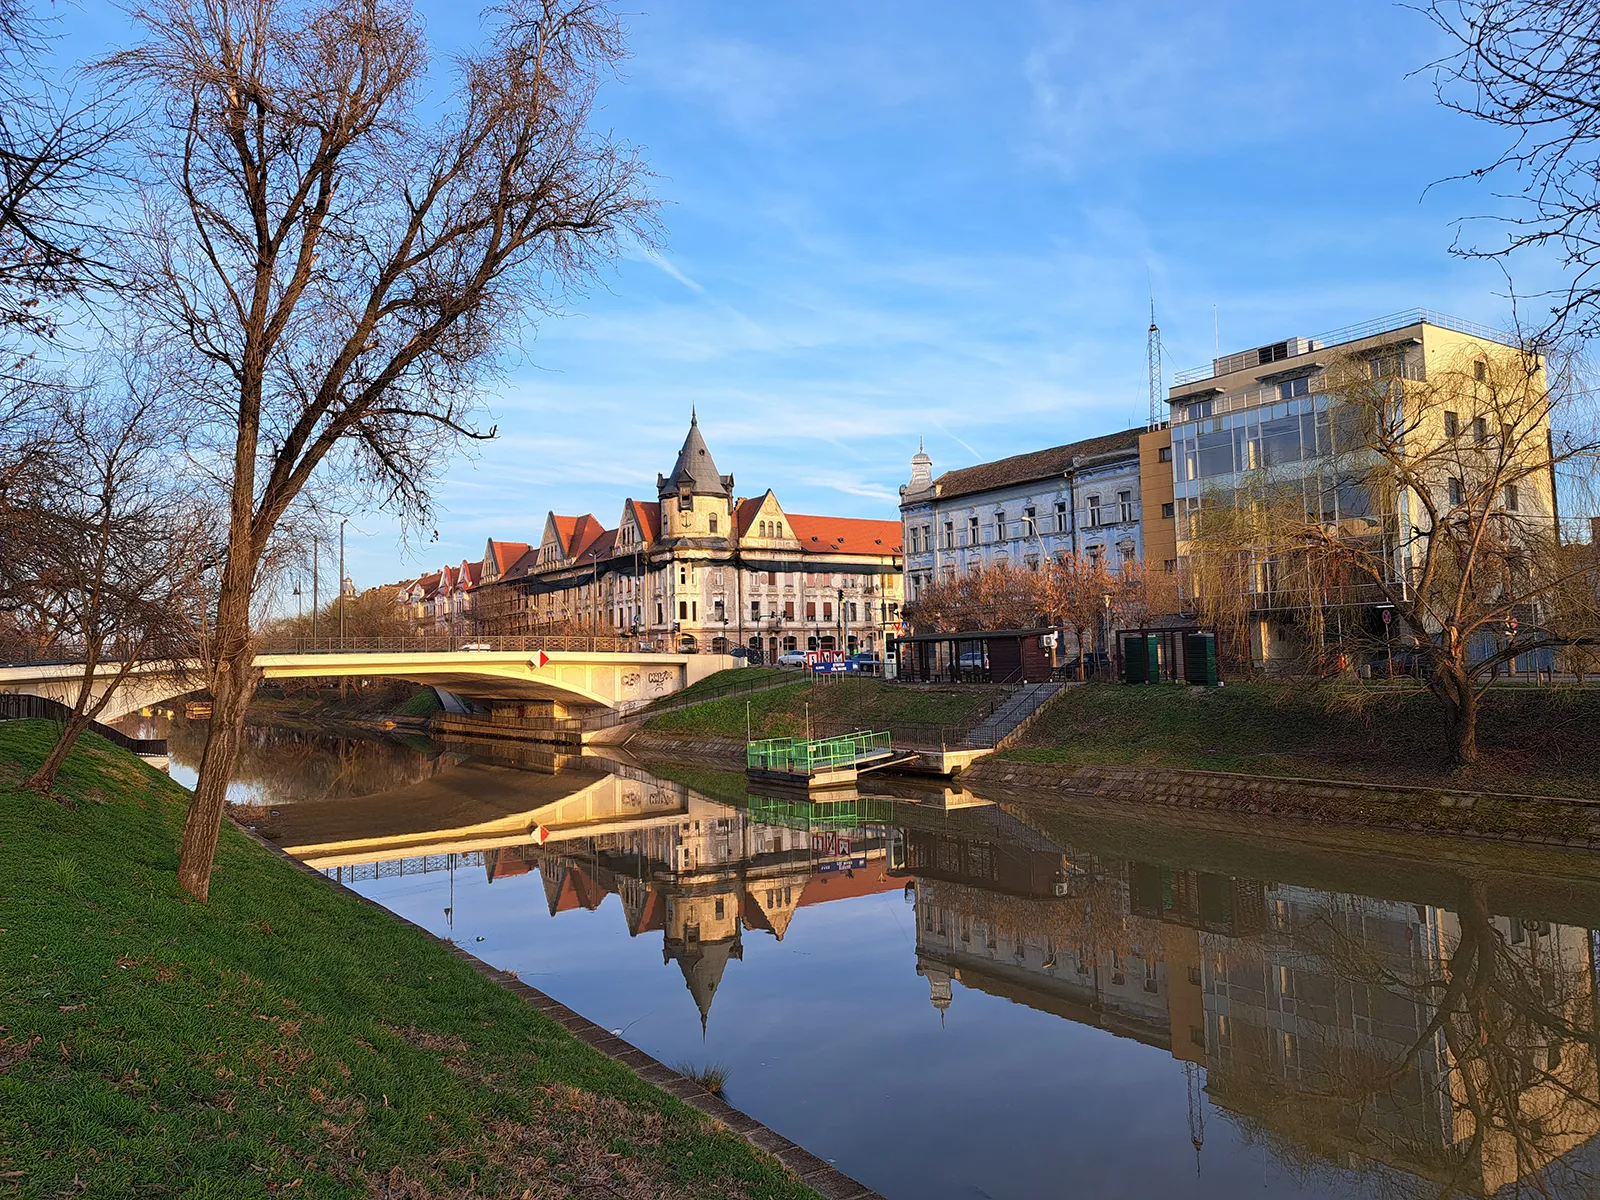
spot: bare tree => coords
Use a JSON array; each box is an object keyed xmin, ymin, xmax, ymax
[
  {"xmin": 1189, "ymin": 344, "xmax": 1600, "ymax": 765},
  {"xmin": 0, "ymin": 0, "xmax": 123, "ymax": 345},
  {"xmin": 1420, "ymin": 0, "xmax": 1600, "ymax": 342},
  {"xmin": 103, "ymin": 0, "xmax": 654, "ymax": 900},
  {"xmin": 22, "ymin": 373, "xmax": 212, "ymax": 793}
]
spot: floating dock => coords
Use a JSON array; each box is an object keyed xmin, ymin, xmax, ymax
[{"xmin": 745, "ymin": 731, "xmax": 919, "ymax": 792}]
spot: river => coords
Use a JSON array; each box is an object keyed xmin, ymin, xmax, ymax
[{"xmin": 162, "ymin": 718, "xmax": 1600, "ymax": 1200}]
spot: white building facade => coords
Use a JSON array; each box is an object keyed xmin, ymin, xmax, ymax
[{"xmin": 898, "ymin": 428, "xmax": 1147, "ymax": 601}]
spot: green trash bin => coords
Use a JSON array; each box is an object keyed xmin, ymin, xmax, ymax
[{"xmin": 1183, "ymin": 632, "xmax": 1219, "ymax": 686}]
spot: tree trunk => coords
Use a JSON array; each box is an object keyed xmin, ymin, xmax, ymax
[
  {"xmin": 25, "ymin": 711, "xmax": 97, "ymax": 794},
  {"xmin": 1431, "ymin": 659, "xmax": 1481, "ymax": 766},
  {"xmin": 175, "ymin": 537, "xmax": 259, "ymax": 902}
]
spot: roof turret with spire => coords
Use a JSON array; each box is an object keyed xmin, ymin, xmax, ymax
[{"xmin": 658, "ymin": 409, "xmax": 734, "ymax": 500}]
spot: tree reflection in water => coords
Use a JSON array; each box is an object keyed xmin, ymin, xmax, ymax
[{"xmin": 167, "ymin": 717, "xmax": 436, "ymax": 803}]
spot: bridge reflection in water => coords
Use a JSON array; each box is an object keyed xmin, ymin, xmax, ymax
[{"xmin": 234, "ymin": 731, "xmax": 1600, "ymax": 1200}]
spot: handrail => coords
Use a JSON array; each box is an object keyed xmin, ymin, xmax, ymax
[
  {"xmin": 0, "ymin": 693, "xmax": 168, "ymax": 756},
  {"xmin": 747, "ymin": 730, "xmax": 894, "ymax": 775}
]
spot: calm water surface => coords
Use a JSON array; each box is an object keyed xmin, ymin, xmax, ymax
[{"xmin": 168, "ymin": 720, "xmax": 1600, "ymax": 1200}]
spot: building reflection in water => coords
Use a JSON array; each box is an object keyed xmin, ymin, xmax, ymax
[
  {"xmin": 900, "ymin": 809, "xmax": 1600, "ymax": 1198},
  {"xmin": 264, "ymin": 747, "xmax": 1600, "ymax": 1199}
]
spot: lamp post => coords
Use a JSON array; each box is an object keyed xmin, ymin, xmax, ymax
[
  {"xmin": 1101, "ymin": 592, "xmax": 1113, "ymax": 680},
  {"xmin": 311, "ymin": 538, "xmax": 319, "ymax": 646},
  {"xmin": 836, "ymin": 586, "xmax": 844, "ymax": 655},
  {"xmin": 338, "ymin": 517, "xmax": 349, "ymax": 650}
]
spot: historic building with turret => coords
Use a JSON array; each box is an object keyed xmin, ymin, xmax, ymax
[{"xmin": 469, "ymin": 415, "xmax": 905, "ymax": 659}]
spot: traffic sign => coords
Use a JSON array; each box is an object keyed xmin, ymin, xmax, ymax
[
  {"xmin": 534, "ymin": 824, "xmax": 550, "ymax": 845},
  {"xmin": 1381, "ymin": 609, "xmax": 1392, "ymax": 625},
  {"xmin": 532, "ymin": 650, "xmax": 549, "ymax": 668}
]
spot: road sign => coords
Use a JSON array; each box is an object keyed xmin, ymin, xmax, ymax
[{"xmin": 1381, "ymin": 609, "xmax": 1392, "ymax": 625}]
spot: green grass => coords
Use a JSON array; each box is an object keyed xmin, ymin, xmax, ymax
[
  {"xmin": 642, "ymin": 678, "xmax": 997, "ymax": 740},
  {"xmin": 397, "ymin": 688, "xmax": 443, "ymax": 719},
  {"xmin": 0, "ymin": 720, "xmax": 817, "ymax": 1199},
  {"xmin": 648, "ymin": 666, "xmax": 789, "ymax": 708},
  {"xmin": 1006, "ymin": 682, "xmax": 1600, "ymax": 799}
]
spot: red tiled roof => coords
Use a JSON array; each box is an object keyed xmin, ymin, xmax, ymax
[
  {"xmin": 629, "ymin": 500, "xmax": 660, "ymax": 544},
  {"xmin": 734, "ymin": 496, "xmax": 766, "ymax": 537},
  {"xmin": 488, "ymin": 540, "xmax": 530, "ymax": 575},
  {"xmin": 785, "ymin": 513, "xmax": 902, "ymax": 556},
  {"xmin": 460, "ymin": 560, "xmax": 482, "ymax": 587},
  {"xmin": 574, "ymin": 528, "xmax": 618, "ymax": 565},
  {"xmin": 796, "ymin": 865, "xmax": 902, "ymax": 906},
  {"xmin": 931, "ymin": 428, "xmax": 1143, "ymax": 501}
]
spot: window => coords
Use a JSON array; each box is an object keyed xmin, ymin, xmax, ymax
[
  {"xmin": 943, "ymin": 521, "xmax": 954, "ymax": 549},
  {"xmin": 767, "ymin": 571, "xmax": 777, "ymax": 585},
  {"xmin": 678, "ymin": 600, "xmax": 688, "ymax": 620},
  {"xmin": 1161, "ymin": 502, "xmax": 1175, "ymax": 519},
  {"xmin": 1023, "ymin": 506, "xmax": 1036, "ymax": 536},
  {"xmin": 908, "ymin": 526, "xmax": 919, "ymax": 553},
  {"xmin": 656, "ymin": 603, "xmax": 664, "ymax": 624},
  {"xmin": 1086, "ymin": 495, "xmax": 1102, "ymax": 526},
  {"xmin": 708, "ymin": 513, "xmax": 718, "ymax": 533},
  {"xmin": 1087, "ymin": 544, "xmax": 1104, "ymax": 564},
  {"xmin": 751, "ymin": 600, "xmax": 761, "ymax": 619},
  {"xmin": 678, "ymin": 485, "xmax": 693, "ymax": 512},
  {"xmin": 1475, "ymin": 359, "xmax": 1487, "ymax": 382},
  {"xmin": 1504, "ymin": 484, "xmax": 1520, "ymax": 512},
  {"xmin": 679, "ymin": 565, "xmax": 689, "ymax": 585},
  {"xmin": 1448, "ymin": 477, "xmax": 1465, "ymax": 506},
  {"xmin": 1054, "ymin": 501, "xmax": 1068, "ymax": 532},
  {"xmin": 1118, "ymin": 542, "xmax": 1134, "ymax": 565},
  {"xmin": 1444, "ymin": 410, "xmax": 1459, "ymax": 438},
  {"xmin": 1472, "ymin": 416, "xmax": 1487, "ymax": 443},
  {"xmin": 1158, "ymin": 445, "xmax": 1172, "ymax": 463},
  {"xmin": 784, "ymin": 600, "xmax": 795, "ymax": 619},
  {"xmin": 967, "ymin": 515, "xmax": 979, "ymax": 546},
  {"xmin": 806, "ymin": 600, "xmax": 816, "ymax": 620},
  {"xmin": 1164, "ymin": 559, "xmax": 1176, "ymax": 574},
  {"xmin": 1118, "ymin": 491, "xmax": 1133, "ymax": 522},
  {"xmin": 996, "ymin": 511, "xmax": 1007, "ymax": 540},
  {"xmin": 1277, "ymin": 376, "xmax": 1309, "ymax": 400},
  {"xmin": 822, "ymin": 601, "xmax": 833, "ymax": 620}
]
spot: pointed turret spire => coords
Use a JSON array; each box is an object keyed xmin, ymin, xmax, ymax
[{"xmin": 658, "ymin": 413, "xmax": 732, "ymax": 499}]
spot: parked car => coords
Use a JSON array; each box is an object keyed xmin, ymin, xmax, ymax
[
  {"xmin": 776, "ymin": 650, "xmax": 809, "ymax": 667},
  {"xmin": 848, "ymin": 650, "xmax": 882, "ymax": 663}
]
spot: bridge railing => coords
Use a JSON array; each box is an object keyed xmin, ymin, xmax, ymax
[{"xmin": 254, "ymin": 634, "xmax": 636, "ymax": 655}]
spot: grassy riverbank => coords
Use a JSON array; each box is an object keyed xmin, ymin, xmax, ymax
[
  {"xmin": 643, "ymin": 677, "xmax": 995, "ymax": 740},
  {"xmin": 1007, "ymin": 683, "xmax": 1600, "ymax": 799},
  {"xmin": 0, "ymin": 720, "xmax": 815, "ymax": 1199}
]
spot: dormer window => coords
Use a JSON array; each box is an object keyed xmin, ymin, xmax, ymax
[{"xmin": 678, "ymin": 485, "xmax": 692, "ymax": 512}]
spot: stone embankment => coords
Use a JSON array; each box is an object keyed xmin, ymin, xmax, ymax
[{"xmin": 963, "ymin": 759, "xmax": 1600, "ymax": 847}]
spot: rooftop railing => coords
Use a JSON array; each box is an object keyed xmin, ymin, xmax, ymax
[{"xmin": 1172, "ymin": 308, "xmax": 1531, "ymax": 388}]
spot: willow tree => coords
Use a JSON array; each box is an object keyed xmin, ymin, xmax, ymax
[
  {"xmin": 105, "ymin": 0, "xmax": 654, "ymax": 901},
  {"xmin": 1189, "ymin": 343, "xmax": 1600, "ymax": 765}
]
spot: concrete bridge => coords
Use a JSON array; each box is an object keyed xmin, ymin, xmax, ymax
[{"xmin": 0, "ymin": 646, "xmax": 736, "ymax": 723}]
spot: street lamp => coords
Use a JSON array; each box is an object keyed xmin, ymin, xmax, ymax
[
  {"xmin": 338, "ymin": 517, "xmax": 349, "ymax": 650},
  {"xmin": 1101, "ymin": 592, "xmax": 1113, "ymax": 679},
  {"xmin": 836, "ymin": 586, "xmax": 844, "ymax": 654}
]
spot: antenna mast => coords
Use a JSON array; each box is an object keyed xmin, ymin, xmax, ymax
[{"xmin": 1147, "ymin": 297, "xmax": 1163, "ymax": 430}]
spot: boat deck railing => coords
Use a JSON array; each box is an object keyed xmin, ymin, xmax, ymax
[{"xmin": 747, "ymin": 730, "xmax": 894, "ymax": 775}]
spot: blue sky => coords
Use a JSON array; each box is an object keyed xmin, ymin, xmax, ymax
[{"xmin": 64, "ymin": 0, "xmax": 1561, "ymax": 587}]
